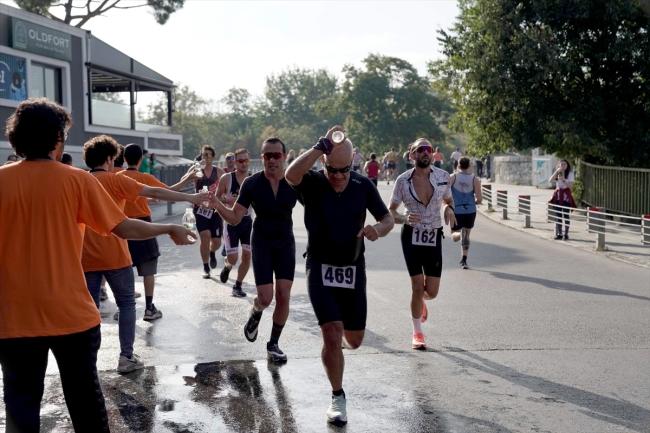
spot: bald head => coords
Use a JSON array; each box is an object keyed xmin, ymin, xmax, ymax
[{"xmin": 324, "ymin": 139, "xmax": 353, "ymax": 167}]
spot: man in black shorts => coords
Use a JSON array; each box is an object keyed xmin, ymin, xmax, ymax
[
  {"xmin": 450, "ymin": 156, "xmax": 482, "ymax": 269},
  {"xmin": 194, "ymin": 145, "xmax": 226, "ymax": 279},
  {"xmin": 286, "ymin": 126, "xmax": 394, "ymax": 425},
  {"xmin": 216, "ymin": 148, "xmax": 252, "ymax": 297},
  {"xmin": 213, "ymin": 138, "xmax": 301, "ymax": 363},
  {"xmin": 389, "ymin": 139, "xmax": 456, "ymax": 350}
]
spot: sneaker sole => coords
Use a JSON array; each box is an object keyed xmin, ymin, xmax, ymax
[
  {"xmin": 412, "ymin": 342, "xmax": 427, "ymax": 350},
  {"xmin": 202, "ymin": 274, "xmax": 211, "ymax": 279},
  {"xmin": 117, "ymin": 363, "xmax": 145, "ymax": 374},
  {"xmin": 244, "ymin": 326, "xmax": 258, "ymax": 342},
  {"xmin": 327, "ymin": 416, "xmax": 348, "ymax": 425},
  {"xmin": 232, "ymin": 291, "xmax": 247, "ymax": 298},
  {"xmin": 143, "ymin": 314, "xmax": 163, "ymax": 321},
  {"xmin": 267, "ymin": 352, "xmax": 288, "ymax": 363}
]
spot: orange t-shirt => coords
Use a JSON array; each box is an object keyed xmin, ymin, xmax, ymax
[
  {"xmin": 0, "ymin": 161, "xmax": 127, "ymax": 338},
  {"xmin": 119, "ymin": 169, "xmax": 167, "ymax": 218},
  {"xmin": 113, "ymin": 166, "xmax": 125, "ymax": 173},
  {"xmin": 81, "ymin": 171, "xmax": 144, "ymax": 272}
]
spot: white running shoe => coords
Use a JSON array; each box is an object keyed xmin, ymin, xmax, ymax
[
  {"xmin": 117, "ymin": 354, "xmax": 144, "ymax": 373},
  {"xmin": 326, "ymin": 394, "xmax": 348, "ymax": 424}
]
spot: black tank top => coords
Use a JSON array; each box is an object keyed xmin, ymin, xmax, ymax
[{"xmin": 195, "ymin": 166, "xmax": 219, "ymax": 193}]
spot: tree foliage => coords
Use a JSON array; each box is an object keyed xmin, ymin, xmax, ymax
[
  {"xmin": 343, "ymin": 54, "xmax": 446, "ymax": 152},
  {"xmin": 430, "ymin": 0, "xmax": 650, "ymax": 168},
  {"xmin": 15, "ymin": 0, "xmax": 184, "ymax": 27}
]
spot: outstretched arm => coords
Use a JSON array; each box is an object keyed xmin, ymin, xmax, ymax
[{"xmin": 112, "ymin": 219, "xmax": 196, "ymax": 245}]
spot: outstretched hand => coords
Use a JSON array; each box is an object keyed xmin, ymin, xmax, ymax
[
  {"xmin": 357, "ymin": 225, "xmax": 379, "ymax": 241},
  {"xmin": 169, "ymin": 225, "xmax": 197, "ymax": 245}
]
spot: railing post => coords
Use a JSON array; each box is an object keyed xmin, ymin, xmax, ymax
[
  {"xmin": 482, "ymin": 184, "xmax": 493, "ymax": 211},
  {"xmin": 519, "ymin": 195, "xmax": 531, "ymax": 228},
  {"xmin": 643, "ymin": 215, "xmax": 650, "ymax": 245},
  {"xmin": 166, "ymin": 202, "xmax": 174, "ymax": 216},
  {"xmin": 497, "ymin": 190, "xmax": 507, "ymax": 219},
  {"xmin": 588, "ymin": 207, "xmax": 606, "ymax": 251}
]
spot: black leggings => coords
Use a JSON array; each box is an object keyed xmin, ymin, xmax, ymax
[
  {"xmin": 0, "ymin": 325, "xmax": 108, "ymax": 433},
  {"xmin": 554, "ymin": 201, "xmax": 571, "ymax": 235}
]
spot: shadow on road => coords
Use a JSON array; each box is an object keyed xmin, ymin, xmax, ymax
[
  {"xmin": 478, "ymin": 270, "xmax": 650, "ymax": 301},
  {"xmin": 439, "ymin": 348, "xmax": 650, "ymax": 432}
]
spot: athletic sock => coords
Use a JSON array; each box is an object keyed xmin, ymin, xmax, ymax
[
  {"xmin": 269, "ymin": 322, "xmax": 284, "ymax": 344},
  {"xmin": 332, "ymin": 389, "xmax": 345, "ymax": 398},
  {"xmin": 462, "ymin": 255, "xmax": 467, "ymax": 262},
  {"xmin": 235, "ymin": 280, "xmax": 242, "ymax": 287},
  {"xmin": 203, "ymin": 263, "xmax": 210, "ymax": 272},
  {"xmin": 412, "ymin": 317, "xmax": 423, "ymax": 334},
  {"xmin": 145, "ymin": 296, "xmax": 153, "ymax": 311},
  {"xmin": 251, "ymin": 308, "xmax": 263, "ymax": 319}
]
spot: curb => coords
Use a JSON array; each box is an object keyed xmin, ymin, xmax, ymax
[{"xmin": 476, "ymin": 206, "xmax": 650, "ymax": 270}]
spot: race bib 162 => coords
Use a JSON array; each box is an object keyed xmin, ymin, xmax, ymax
[{"xmin": 412, "ymin": 228, "xmax": 437, "ymax": 247}]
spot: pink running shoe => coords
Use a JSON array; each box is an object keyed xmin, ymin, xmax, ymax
[
  {"xmin": 421, "ymin": 301, "xmax": 428, "ymax": 323},
  {"xmin": 412, "ymin": 333, "xmax": 426, "ymax": 350}
]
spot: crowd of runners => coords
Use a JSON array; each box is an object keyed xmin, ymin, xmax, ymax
[{"xmin": 0, "ymin": 99, "xmax": 483, "ymax": 430}]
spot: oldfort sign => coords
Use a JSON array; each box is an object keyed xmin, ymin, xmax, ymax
[{"xmin": 9, "ymin": 18, "xmax": 72, "ymax": 62}]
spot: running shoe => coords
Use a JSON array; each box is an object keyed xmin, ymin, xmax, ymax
[
  {"xmin": 412, "ymin": 333, "xmax": 426, "ymax": 350},
  {"xmin": 460, "ymin": 259, "xmax": 468, "ymax": 270},
  {"xmin": 209, "ymin": 253, "xmax": 217, "ymax": 269},
  {"xmin": 117, "ymin": 353, "xmax": 145, "ymax": 374},
  {"xmin": 143, "ymin": 304, "xmax": 163, "ymax": 321},
  {"xmin": 267, "ymin": 342, "xmax": 288, "ymax": 362},
  {"xmin": 421, "ymin": 301, "xmax": 428, "ymax": 323},
  {"xmin": 326, "ymin": 394, "xmax": 348, "ymax": 425},
  {"xmin": 553, "ymin": 234, "xmax": 563, "ymax": 240},
  {"xmin": 202, "ymin": 268, "xmax": 211, "ymax": 279},
  {"xmin": 232, "ymin": 283, "xmax": 246, "ymax": 298},
  {"xmin": 563, "ymin": 234, "xmax": 569, "ymax": 241},
  {"xmin": 220, "ymin": 265, "xmax": 231, "ymax": 283},
  {"xmin": 100, "ymin": 287, "xmax": 108, "ymax": 301},
  {"xmin": 244, "ymin": 309, "xmax": 261, "ymax": 342},
  {"xmin": 134, "ymin": 291, "xmax": 141, "ymax": 298}
]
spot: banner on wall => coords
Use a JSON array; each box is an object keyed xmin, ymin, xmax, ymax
[{"xmin": 0, "ymin": 53, "xmax": 27, "ymax": 101}]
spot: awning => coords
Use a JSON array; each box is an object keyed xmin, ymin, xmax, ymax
[{"xmin": 154, "ymin": 155, "xmax": 194, "ymax": 166}]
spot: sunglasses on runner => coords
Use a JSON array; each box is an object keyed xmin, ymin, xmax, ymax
[
  {"xmin": 325, "ymin": 163, "xmax": 352, "ymax": 174},
  {"xmin": 236, "ymin": 158, "xmax": 249, "ymax": 164},
  {"xmin": 262, "ymin": 152, "xmax": 283, "ymax": 161},
  {"xmin": 225, "ymin": 156, "xmax": 235, "ymax": 161},
  {"xmin": 414, "ymin": 145, "xmax": 433, "ymax": 154}
]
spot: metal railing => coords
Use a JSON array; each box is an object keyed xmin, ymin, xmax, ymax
[
  {"xmin": 481, "ymin": 185, "xmax": 650, "ymax": 250},
  {"xmin": 159, "ymin": 164, "xmax": 193, "ymax": 188},
  {"xmin": 580, "ymin": 161, "xmax": 650, "ymax": 216}
]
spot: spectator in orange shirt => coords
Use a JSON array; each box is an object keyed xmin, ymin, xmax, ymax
[
  {"xmin": 113, "ymin": 144, "xmax": 125, "ymax": 173},
  {"xmin": 0, "ymin": 98, "xmax": 198, "ymax": 432},
  {"xmin": 81, "ymin": 135, "xmax": 210, "ymax": 374},
  {"xmin": 119, "ymin": 143, "xmax": 199, "ymax": 321}
]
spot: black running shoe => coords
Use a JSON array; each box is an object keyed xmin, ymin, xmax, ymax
[
  {"xmin": 244, "ymin": 310, "xmax": 261, "ymax": 342},
  {"xmin": 220, "ymin": 266, "xmax": 231, "ymax": 283},
  {"xmin": 209, "ymin": 253, "xmax": 217, "ymax": 269},
  {"xmin": 553, "ymin": 234, "xmax": 563, "ymax": 240},
  {"xmin": 563, "ymin": 234, "xmax": 569, "ymax": 241},
  {"xmin": 232, "ymin": 283, "xmax": 246, "ymax": 298},
  {"xmin": 460, "ymin": 259, "xmax": 468, "ymax": 269},
  {"xmin": 267, "ymin": 341, "xmax": 287, "ymax": 362}
]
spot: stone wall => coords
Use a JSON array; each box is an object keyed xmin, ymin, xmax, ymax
[{"xmin": 493, "ymin": 156, "xmax": 532, "ymax": 185}]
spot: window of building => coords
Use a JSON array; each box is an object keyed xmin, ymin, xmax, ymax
[
  {"xmin": 31, "ymin": 63, "xmax": 62, "ymax": 103},
  {"xmin": 0, "ymin": 53, "xmax": 27, "ymax": 102}
]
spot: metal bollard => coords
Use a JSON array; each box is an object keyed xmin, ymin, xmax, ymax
[
  {"xmin": 588, "ymin": 207, "xmax": 606, "ymax": 251},
  {"xmin": 643, "ymin": 215, "xmax": 650, "ymax": 245},
  {"xmin": 482, "ymin": 184, "xmax": 493, "ymax": 210},
  {"xmin": 497, "ymin": 190, "xmax": 507, "ymax": 220},
  {"xmin": 519, "ymin": 195, "xmax": 531, "ymax": 228},
  {"xmin": 166, "ymin": 201, "xmax": 175, "ymax": 216}
]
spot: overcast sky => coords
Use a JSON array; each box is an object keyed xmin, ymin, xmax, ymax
[{"xmin": 3, "ymin": 0, "xmax": 460, "ymax": 103}]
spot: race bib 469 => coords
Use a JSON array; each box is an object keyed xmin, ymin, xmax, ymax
[{"xmin": 321, "ymin": 265, "xmax": 356, "ymax": 289}]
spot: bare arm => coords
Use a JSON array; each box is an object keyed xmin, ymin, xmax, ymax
[
  {"xmin": 286, "ymin": 148, "xmax": 322, "ymax": 186},
  {"xmin": 442, "ymin": 196, "xmax": 457, "ymax": 227},
  {"xmin": 357, "ymin": 213, "xmax": 394, "ymax": 241},
  {"xmin": 389, "ymin": 201, "xmax": 404, "ymax": 224},
  {"xmin": 112, "ymin": 219, "xmax": 196, "ymax": 245},
  {"xmin": 168, "ymin": 166, "xmax": 199, "ymax": 192},
  {"xmin": 216, "ymin": 173, "xmax": 233, "ymax": 204},
  {"xmin": 473, "ymin": 176, "xmax": 483, "ymax": 204},
  {"xmin": 214, "ymin": 201, "xmax": 249, "ymax": 226},
  {"xmin": 140, "ymin": 186, "xmax": 205, "ymax": 207}
]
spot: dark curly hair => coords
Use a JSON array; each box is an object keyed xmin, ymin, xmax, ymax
[
  {"xmin": 5, "ymin": 98, "xmax": 72, "ymax": 159},
  {"xmin": 83, "ymin": 135, "xmax": 120, "ymax": 169}
]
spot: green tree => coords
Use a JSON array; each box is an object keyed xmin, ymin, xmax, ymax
[
  {"xmin": 15, "ymin": 0, "xmax": 184, "ymax": 27},
  {"xmin": 430, "ymin": 0, "xmax": 650, "ymax": 167},
  {"xmin": 342, "ymin": 54, "xmax": 446, "ymax": 154}
]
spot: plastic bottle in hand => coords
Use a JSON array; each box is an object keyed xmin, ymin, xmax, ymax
[
  {"xmin": 194, "ymin": 161, "xmax": 203, "ymax": 178},
  {"xmin": 182, "ymin": 208, "xmax": 197, "ymax": 242},
  {"xmin": 332, "ymin": 131, "xmax": 345, "ymax": 144},
  {"xmin": 201, "ymin": 186, "xmax": 210, "ymax": 208}
]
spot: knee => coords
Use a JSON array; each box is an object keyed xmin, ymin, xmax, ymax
[
  {"xmin": 411, "ymin": 285, "xmax": 425, "ymax": 298},
  {"xmin": 257, "ymin": 292, "xmax": 273, "ymax": 308},
  {"xmin": 241, "ymin": 251, "xmax": 251, "ymax": 265},
  {"xmin": 274, "ymin": 287, "xmax": 291, "ymax": 306},
  {"xmin": 344, "ymin": 334, "xmax": 363, "ymax": 350},
  {"xmin": 199, "ymin": 232, "xmax": 211, "ymax": 243},
  {"xmin": 322, "ymin": 323, "xmax": 343, "ymax": 348}
]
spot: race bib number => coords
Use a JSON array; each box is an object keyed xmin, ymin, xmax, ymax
[
  {"xmin": 321, "ymin": 265, "xmax": 356, "ymax": 289},
  {"xmin": 196, "ymin": 207, "xmax": 214, "ymax": 219},
  {"xmin": 412, "ymin": 228, "xmax": 437, "ymax": 247}
]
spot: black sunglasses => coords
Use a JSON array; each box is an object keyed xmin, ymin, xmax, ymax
[
  {"xmin": 325, "ymin": 163, "xmax": 352, "ymax": 174},
  {"xmin": 262, "ymin": 152, "xmax": 283, "ymax": 161}
]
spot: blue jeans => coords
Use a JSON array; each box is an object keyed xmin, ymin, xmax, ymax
[
  {"xmin": 554, "ymin": 200, "xmax": 571, "ymax": 235},
  {"xmin": 85, "ymin": 266, "xmax": 136, "ymax": 358}
]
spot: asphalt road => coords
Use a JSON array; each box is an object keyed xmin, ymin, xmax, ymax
[{"xmin": 2, "ymin": 183, "xmax": 649, "ymax": 432}]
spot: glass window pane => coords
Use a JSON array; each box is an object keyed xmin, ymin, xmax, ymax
[
  {"xmin": 44, "ymin": 68, "xmax": 55, "ymax": 101},
  {"xmin": 32, "ymin": 65, "xmax": 44, "ymax": 98}
]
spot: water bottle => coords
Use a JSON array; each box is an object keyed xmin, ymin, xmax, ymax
[
  {"xmin": 332, "ymin": 131, "xmax": 345, "ymax": 144},
  {"xmin": 201, "ymin": 186, "xmax": 210, "ymax": 208},
  {"xmin": 182, "ymin": 208, "xmax": 197, "ymax": 242},
  {"xmin": 194, "ymin": 161, "xmax": 203, "ymax": 178}
]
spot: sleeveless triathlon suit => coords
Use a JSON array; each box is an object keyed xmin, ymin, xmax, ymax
[
  {"xmin": 193, "ymin": 167, "xmax": 223, "ymax": 238},
  {"xmin": 224, "ymin": 172, "xmax": 253, "ymax": 254},
  {"xmin": 451, "ymin": 172, "xmax": 477, "ymax": 231}
]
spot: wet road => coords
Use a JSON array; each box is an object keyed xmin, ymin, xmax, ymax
[{"xmin": 1, "ymin": 183, "xmax": 649, "ymax": 432}]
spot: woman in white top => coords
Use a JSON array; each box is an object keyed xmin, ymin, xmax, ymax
[{"xmin": 548, "ymin": 159, "xmax": 576, "ymax": 240}]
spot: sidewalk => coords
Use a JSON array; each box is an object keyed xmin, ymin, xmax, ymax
[
  {"xmin": 149, "ymin": 201, "xmax": 185, "ymax": 222},
  {"xmin": 476, "ymin": 180, "xmax": 650, "ymax": 269}
]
